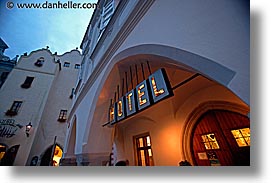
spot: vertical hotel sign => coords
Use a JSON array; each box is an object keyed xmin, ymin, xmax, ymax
[{"xmin": 108, "ymin": 68, "xmax": 173, "ymax": 125}]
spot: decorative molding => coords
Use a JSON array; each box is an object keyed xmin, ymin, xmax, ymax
[{"xmin": 18, "ymin": 48, "xmax": 53, "ymax": 60}]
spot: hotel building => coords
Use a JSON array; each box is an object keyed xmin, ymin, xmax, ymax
[
  {"xmin": 61, "ymin": 0, "xmax": 250, "ymax": 166},
  {"xmin": 0, "ymin": 48, "xmax": 82, "ymax": 165}
]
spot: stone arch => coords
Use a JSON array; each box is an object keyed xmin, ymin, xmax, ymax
[
  {"xmin": 65, "ymin": 115, "xmax": 77, "ymax": 158},
  {"xmin": 111, "ymin": 44, "xmax": 236, "ymax": 87}
]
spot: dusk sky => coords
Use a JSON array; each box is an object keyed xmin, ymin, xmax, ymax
[{"xmin": 0, "ymin": 0, "xmax": 97, "ymax": 59}]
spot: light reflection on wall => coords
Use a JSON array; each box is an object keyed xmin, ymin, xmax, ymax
[{"xmin": 156, "ymin": 121, "xmax": 181, "ymax": 158}]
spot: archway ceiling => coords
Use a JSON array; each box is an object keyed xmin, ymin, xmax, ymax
[{"xmin": 97, "ymin": 54, "xmax": 215, "ymax": 107}]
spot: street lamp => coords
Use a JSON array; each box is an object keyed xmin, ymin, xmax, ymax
[{"xmin": 26, "ymin": 122, "xmax": 32, "ymax": 137}]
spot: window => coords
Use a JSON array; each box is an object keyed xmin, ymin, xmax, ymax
[
  {"xmin": 5, "ymin": 101, "xmax": 22, "ymax": 116},
  {"xmin": 103, "ymin": 0, "xmax": 114, "ymax": 22},
  {"xmin": 135, "ymin": 134, "xmax": 154, "ymax": 166},
  {"xmin": 201, "ymin": 133, "xmax": 220, "ymax": 150},
  {"xmin": 74, "ymin": 64, "xmax": 80, "ymax": 69},
  {"xmin": 1, "ymin": 72, "xmax": 9, "ymax": 80},
  {"xmin": 64, "ymin": 62, "xmax": 70, "ymax": 67},
  {"xmin": 231, "ymin": 128, "xmax": 250, "ymax": 147},
  {"xmin": 58, "ymin": 110, "xmax": 67, "ymax": 122},
  {"xmin": 97, "ymin": 0, "xmax": 114, "ymax": 42},
  {"xmin": 0, "ymin": 72, "xmax": 9, "ymax": 88},
  {"xmin": 21, "ymin": 76, "xmax": 34, "ymax": 89},
  {"xmin": 34, "ymin": 57, "xmax": 44, "ymax": 67},
  {"xmin": 69, "ymin": 88, "xmax": 75, "ymax": 99}
]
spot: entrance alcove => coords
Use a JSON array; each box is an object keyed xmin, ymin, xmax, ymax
[{"xmin": 81, "ymin": 45, "xmax": 249, "ymax": 166}]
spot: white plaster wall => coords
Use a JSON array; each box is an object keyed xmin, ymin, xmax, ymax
[
  {"xmin": 0, "ymin": 53, "xmax": 56, "ymax": 165},
  {"xmin": 26, "ymin": 50, "xmax": 82, "ymax": 165},
  {"xmin": 15, "ymin": 49, "xmax": 57, "ymax": 75},
  {"xmin": 64, "ymin": 60, "xmax": 117, "ymax": 156},
  {"xmin": 0, "ymin": 49, "xmax": 82, "ymax": 165},
  {"xmin": 64, "ymin": 79, "xmax": 100, "ymax": 155},
  {"xmin": 114, "ymin": 0, "xmax": 249, "ymax": 104}
]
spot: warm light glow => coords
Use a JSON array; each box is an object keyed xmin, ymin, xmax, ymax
[
  {"xmin": 109, "ymin": 106, "xmax": 115, "ymax": 121},
  {"xmin": 53, "ymin": 145, "xmax": 63, "ymax": 166},
  {"xmin": 146, "ymin": 136, "xmax": 151, "ymax": 146},
  {"xmin": 140, "ymin": 150, "xmax": 146, "ymax": 166},
  {"xmin": 0, "ymin": 152, "xmax": 5, "ymax": 160},
  {"xmin": 127, "ymin": 92, "xmax": 133, "ymax": 111},
  {"xmin": 26, "ymin": 125, "xmax": 32, "ymax": 131},
  {"xmin": 136, "ymin": 135, "xmax": 153, "ymax": 166},
  {"xmin": 148, "ymin": 149, "xmax": 152, "ymax": 157},
  {"xmin": 0, "ymin": 145, "xmax": 6, "ymax": 160},
  {"xmin": 201, "ymin": 133, "xmax": 220, "ymax": 150},
  {"xmin": 151, "ymin": 76, "xmax": 165, "ymax": 97},
  {"xmin": 117, "ymin": 100, "xmax": 123, "ymax": 117},
  {"xmin": 139, "ymin": 138, "xmax": 143, "ymax": 147},
  {"xmin": 231, "ymin": 128, "xmax": 250, "ymax": 147},
  {"xmin": 138, "ymin": 84, "xmax": 147, "ymax": 106},
  {"xmin": 58, "ymin": 110, "xmax": 67, "ymax": 121}
]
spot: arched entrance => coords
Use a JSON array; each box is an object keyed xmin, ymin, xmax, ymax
[
  {"xmin": 66, "ymin": 116, "xmax": 77, "ymax": 157},
  {"xmin": 0, "ymin": 144, "xmax": 20, "ymax": 166},
  {"xmin": 0, "ymin": 144, "xmax": 7, "ymax": 164},
  {"xmin": 191, "ymin": 110, "xmax": 250, "ymax": 166},
  {"xmin": 40, "ymin": 144, "xmax": 63, "ymax": 166},
  {"xmin": 81, "ymin": 48, "xmax": 249, "ymax": 165}
]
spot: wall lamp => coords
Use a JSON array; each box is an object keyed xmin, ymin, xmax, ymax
[{"xmin": 26, "ymin": 122, "xmax": 32, "ymax": 137}]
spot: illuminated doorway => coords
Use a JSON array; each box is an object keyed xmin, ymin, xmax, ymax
[
  {"xmin": 52, "ymin": 145, "xmax": 63, "ymax": 166},
  {"xmin": 0, "ymin": 144, "xmax": 7, "ymax": 164},
  {"xmin": 192, "ymin": 110, "xmax": 250, "ymax": 166},
  {"xmin": 40, "ymin": 145, "xmax": 63, "ymax": 166},
  {"xmin": 0, "ymin": 145, "xmax": 20, "ymax": 166}
]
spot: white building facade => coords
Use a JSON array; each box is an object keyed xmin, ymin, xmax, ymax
[
  {"xmin": 62, "ymin": 0, "xmax": 250, "ymax": 166},
  {"xmin": 0, "ymin": 48, "xmax": 82, "ymax": 166}
]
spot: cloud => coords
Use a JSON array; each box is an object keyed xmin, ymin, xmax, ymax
[{"xmin": 0, "ymin": 0, "xmax": 96, "ymax": 57}]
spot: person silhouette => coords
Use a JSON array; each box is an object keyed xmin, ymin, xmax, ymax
[{"xmin": 179, "ymin": 160, "xmax": 191, "ymax": 166}]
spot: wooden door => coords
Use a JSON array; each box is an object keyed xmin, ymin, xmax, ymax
[{"xmin": 192, "ymin": 110, "xmax": 250, "ymax": 166}]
